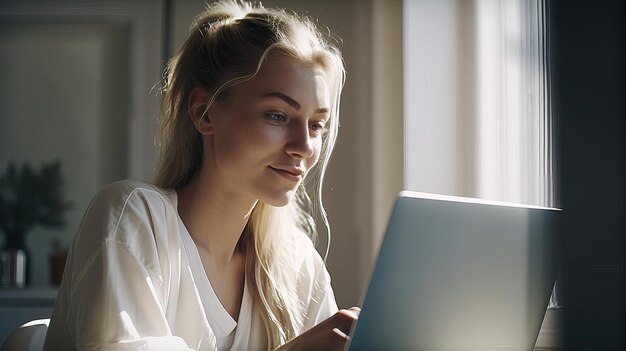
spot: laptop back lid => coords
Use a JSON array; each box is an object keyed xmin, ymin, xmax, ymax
[{"xmin": 346, "ymin": 191, "xmax": 560, "ymax": 350}]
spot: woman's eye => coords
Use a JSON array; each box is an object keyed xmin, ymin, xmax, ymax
[
  {"xmin": 310, "ymin": 122, "xmax": 328, "ymax": 135},
  {"xmin": 265, "ymin": 112, "xmax": 288, "ymax": 124}
]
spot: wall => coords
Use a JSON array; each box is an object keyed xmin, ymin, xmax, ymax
[{"xmin": 550, "ymin": 0, "xmax": 625, "ymax": 348}]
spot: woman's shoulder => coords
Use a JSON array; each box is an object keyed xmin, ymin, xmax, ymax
[
  {"xmin": 95, "ymin": 179, "xmax": 171, "ymax": 203},
  {"xmin": 63, "ymin": 180, "xmax": 180, "ymax": 298},
  {"xmin": 79, "ymin": 179, "xmax": 177, "ymax": 241},
  {"xmin": 90, "ymin": 180, "xmax": 173, "ymax": 214}
]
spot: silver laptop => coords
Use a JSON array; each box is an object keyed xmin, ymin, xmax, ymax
[{"xmin": 346, "ymin": 191, "xmax": 560, "ymax": 350}]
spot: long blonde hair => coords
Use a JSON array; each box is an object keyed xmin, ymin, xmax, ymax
[{"xmin": 155, "ymin": 1, "xmax": 345, "ymax": 348}]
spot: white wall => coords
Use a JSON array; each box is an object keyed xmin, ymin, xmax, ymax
[{"xmin": 404, "ymin": 0, "xmax": 469, "ymax": 196}]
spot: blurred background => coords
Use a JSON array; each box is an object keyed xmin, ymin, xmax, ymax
[{"xmin": 0, "ymin": 0, "xmax": 623, "ymax": 349}]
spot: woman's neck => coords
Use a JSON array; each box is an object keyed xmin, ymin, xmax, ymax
[{"xmin": 175, "ymin": 167, "xmax": 257, "ymax": 264}]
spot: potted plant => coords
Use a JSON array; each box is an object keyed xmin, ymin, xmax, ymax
[{"xmin": 0, "ymin": 160, "xmax": 72, "ymax": 287}]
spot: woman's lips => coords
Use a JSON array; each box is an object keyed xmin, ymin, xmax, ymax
[{"xmin": 269, "ymin": 166, "xmax": 303, "ymax": 182}]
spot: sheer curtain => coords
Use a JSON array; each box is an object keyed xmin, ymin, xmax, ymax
[
  {"xmin": 474, "ymin": 0, "xmax": 552, "ymax": 207},
  {"xmin": 404, "ymin": 0, "xmax": 553, "ymax": 207}
]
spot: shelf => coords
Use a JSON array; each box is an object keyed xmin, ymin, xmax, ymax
[{"xmin": 0, "ymin": 286, "xmax": 58, "ymax": 307}]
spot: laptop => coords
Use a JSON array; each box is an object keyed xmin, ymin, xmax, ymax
[{"xmin": 345, "ymin": 191, "xmax": 560, "ymax": 350}]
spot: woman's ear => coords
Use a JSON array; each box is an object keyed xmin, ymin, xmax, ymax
[{"xmin": 188, "ymin": 87, "xmax": 214, "ymax": 135}]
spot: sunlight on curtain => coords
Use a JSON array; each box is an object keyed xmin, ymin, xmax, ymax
[
  {"xmin": 404, "ymin": 0, "xmax": 553, "ymax": 207},
  {"xmin": 475, "ymin": 0, "xmax": 552, "ymax": 207}
]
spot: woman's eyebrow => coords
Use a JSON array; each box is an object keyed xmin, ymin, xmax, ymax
[{"xmin": 262, "ymin": 92, "xmax": 329, "ymax": 114}]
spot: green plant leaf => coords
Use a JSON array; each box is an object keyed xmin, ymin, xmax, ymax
[{"xmin": 0, "ymin": 159, "xmax": 72, "ymax": 245}]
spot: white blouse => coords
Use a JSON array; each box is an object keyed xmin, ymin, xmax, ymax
[{"xmin": 44, "ymin": 180, "xmax": 338, "ymax": 351}]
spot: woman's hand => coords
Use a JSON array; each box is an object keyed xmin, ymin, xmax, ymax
[{"xmin": 278, "ymin": 307, "xmax": 361, "ymax": 351}]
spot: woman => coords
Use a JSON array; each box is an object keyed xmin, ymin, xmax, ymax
[{"xmin": 43, "ymin": 1, "xmax": 359, "ymax": 350}]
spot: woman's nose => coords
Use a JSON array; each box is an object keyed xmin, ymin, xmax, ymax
[{"xmin": 285, "ymin": 123, "xmax": 315, "ymax": 159}]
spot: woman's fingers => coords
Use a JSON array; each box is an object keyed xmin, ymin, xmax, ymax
[
  {"xmin": 340, "ymin": 307, "xmax": 360, "ymax": 319},
  {"xmin": 332, "ymin": 327, "xmax": 350, "ymax": 340},
  {"xmin": 331, "ymin": 307, "xmax": 360, "ymax": 336},
  {"xmin": 337, "ymin": 309, "xmax": 358, "ymax": 320},
  {"xmin": 278, "ymin": 307, "xmax": 361, "ymax": 351},
  {"xmin": 329, "ymin": 328, "xmax": 351, "ymax": 351}
]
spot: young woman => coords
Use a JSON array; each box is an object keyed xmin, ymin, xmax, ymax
[{"xmin": 43, "ymin": 1, "xmax": 359, "ymax": 350}]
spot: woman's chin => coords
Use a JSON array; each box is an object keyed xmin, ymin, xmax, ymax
[{"xmin": 260, "ymin": 190, "xmax": 296, "ymax": 208}]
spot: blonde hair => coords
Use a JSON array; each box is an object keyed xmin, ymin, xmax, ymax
[{"xmin": 155, "ymin": 1, "xmax": 345, "ymax": 348}]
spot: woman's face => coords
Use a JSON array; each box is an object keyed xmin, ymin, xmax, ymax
[{"xmin": 206, "ymin": 53, "xmax": 331, "ymax": 206}]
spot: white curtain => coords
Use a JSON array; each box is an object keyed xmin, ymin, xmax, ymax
[
  {"xmin": 475, "ymin": 0, "xmax": 552, "ymax": 207},
  {"xmin": 404, "ymin": 0, "xmax": 553, "ymax": 207}
]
